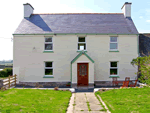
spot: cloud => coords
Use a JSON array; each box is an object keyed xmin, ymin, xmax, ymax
[
  {"xmin": 139, "ymin": 16, "xmax": 143, "ymax": 19},
  {"xmin": 146, "ymin": 20, "xmax": 150, "ymax": 22},
  {"xmin": 138, "ymin": 29, "xmax": 150, "ymax": 33},
  {"xmin": 146, "ymin": 9, "xmax": 150, "ymax": 13},
  {"xmin": 146, "ymin": 9, "xmax": 150, "ymax": 16}
]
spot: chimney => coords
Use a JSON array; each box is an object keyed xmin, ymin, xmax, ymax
[
  {"xmin": 121, "ymin": 2, "xmax": 132, "ymax": 18},
  {"xmin": 23, "ymin": 3, "xmax": 34, "ymax": 18}
]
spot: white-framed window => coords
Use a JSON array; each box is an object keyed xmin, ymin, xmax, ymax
[
  {"xmin": 110, "ymin": 62, "xmax": 118, "ymax": 76},
  {"xmin": 45, "ymin": 62, "xmax": 53, "ymax": 76},
  {"xmin": 44, "ymin": 37, "xmax": 53, "ymax": 51},
  {"xmin": 110, "ymin": 37, "xmax": 118, "ymax": 51},
  {"xmin": 78, "ymin": 37, "xmax": 86, "ymax": 51}
]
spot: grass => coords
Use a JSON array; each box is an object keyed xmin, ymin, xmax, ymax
[
  {"xmin": 0, "ymin": 88, "xmax": 72, "ymax": 113},
  {"xmin": 95, "ymin": 87, "xmax": 150, "ymax": 113},
  {"xmin": 94, "ymin": 93, "xmax": 107, "ymax": 112}
]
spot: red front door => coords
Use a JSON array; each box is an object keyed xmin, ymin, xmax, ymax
[{"xmin": 77, "ymin": 63, "xmax": 88, "ymax": 86}]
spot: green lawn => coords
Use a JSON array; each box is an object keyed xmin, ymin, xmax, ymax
[
  {"xmin": 95, "ymin": 87, "xmax": 150, "ymax": 113},
  {"xmin": 0, "ymin": 89, "xmax": 71, "ymax": 113}
]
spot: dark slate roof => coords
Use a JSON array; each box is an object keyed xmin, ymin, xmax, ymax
[
  {"xmin": 139, "ymin": 34, "xmax": 150, "ymax": 57},
  {"xmin": 14, "ymin": 13, "xmax": 138, "ymax": 34}
]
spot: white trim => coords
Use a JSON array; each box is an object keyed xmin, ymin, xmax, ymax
[
  {"xmin": 77, "ymin": 61, "xmax": 90, "ymax": 63},
  {"xmin": 77, "ymin": 36, "xmax": 87, "ymax": 51},
  {"xmin": 44, "ymin": 61, "xmax": 53, "ymax": 76},
  {"xmin": 44, "ymin": 50, "xmax": 53, "ymax": 51},
  {"xmin": 44, "ymin": 75, "xmax": 54, "ymax": 77},
  {"xmin": 109, "ymin": 37, "xmax": 118, "ymax": 51},
  {"xmin": 44, "ymin": 37, "xmax": 53, "ymax": 51},
  {"xmin": 109, "ymin": 61, "xmax": 119, "ymax": 76},
  {"xmin": 44, "ymin": 35, "xmax": 54, "ymax": 37}
]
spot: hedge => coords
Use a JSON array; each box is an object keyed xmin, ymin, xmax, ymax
[{"xmin": 0, "ymin": 68, "xmax": 13, "ymax": 77}]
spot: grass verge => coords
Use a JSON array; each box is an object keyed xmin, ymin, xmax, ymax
[
  {"xmin": 94, "ymin": 93, "xmax": 107, "ymax": 112},
  {"xmin": 0, "ymin": 88, "xmax": 71, "ymax": 113},
  {"xmin": 95, "ymin": 87, "xmax": 150, "ymax": 113}
]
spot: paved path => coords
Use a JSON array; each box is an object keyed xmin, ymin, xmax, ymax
[{"xmin": 67, "ymin": 93, "xmax": 106, "ymax": 113}]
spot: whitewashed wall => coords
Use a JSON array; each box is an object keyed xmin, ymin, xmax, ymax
[{"xmin": 13, "ymin": 35, "xmax": 138, "ymax": 83}]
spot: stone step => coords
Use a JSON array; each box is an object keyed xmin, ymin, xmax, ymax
[{"xmin": 75, "ymin": 88, "xmax": 94, "ymax": 92}]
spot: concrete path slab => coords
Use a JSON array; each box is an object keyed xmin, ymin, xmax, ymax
[
  {"xmin": 90, "ymin": 103, "xmax": 104, "ymax": 111},
  {"xmin": 66, "ymin": 92, "xmax": 106, "ymax": 113},
  {"xmin": 90, "ymin": 111, "xmax": 106, "ymax": 113}
]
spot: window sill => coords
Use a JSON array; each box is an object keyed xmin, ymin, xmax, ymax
[
  {"xmin": 43, "ymin": 51, "xmax": 54, "ymax": 53},
  {"xmin": 109, "ymin": 75, "xmax": 120, "ymax": 78},
  {"xmin": 109, "ymin": 50, "xmax": 119, "ymax": 52},
  {"xmin": 77, "ymin": 50, "xmax": 87, "ymax": 52},
  {"xmin": 43, "ymin": 76, "xmax": 54, "ymax": 78}
]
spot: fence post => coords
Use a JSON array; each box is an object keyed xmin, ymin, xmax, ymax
[
  {"xmin": 15, "ymin": 74, "xmax": 16, "ymax": 86},
  {"xmin": 9, "ymin": 75, "xmax": 10, "ymax": 88},
  {"xmin": 0, "ymin": 79, "xmax": 3, "ymax": 89}
]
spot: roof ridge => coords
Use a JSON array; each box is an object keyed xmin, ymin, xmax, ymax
[{"xmin": 32, "ymin": 13, "xmax": 123, "ymax": 15}]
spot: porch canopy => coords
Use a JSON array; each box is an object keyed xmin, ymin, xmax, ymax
[{"xmin": 71, "ymin": 51, "xmax": 94, "ymax": 88}]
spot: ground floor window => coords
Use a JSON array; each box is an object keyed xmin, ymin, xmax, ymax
[
  {"xmin": 110, "ymin": 62, "xmax": 118, "ymax": 75},
  {"xmin": 45, "ymin": 62, "xmax": 53, "ymax": 76}
]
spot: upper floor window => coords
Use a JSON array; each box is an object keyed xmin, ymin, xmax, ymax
[
  {"xmin": 45, "ymin": 37, "xmax": 53, "ymax": 51},
  {"xmin": 78, "ymin": 37, "xmax": 86, "ymax": 51},
  {"xmin": 110, "ymin": 37, "xmax": 118, "ymax": 51}
]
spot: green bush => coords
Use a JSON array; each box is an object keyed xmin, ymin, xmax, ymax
[{"xmin": 0, "ymin": 68, "xmax": 13, "ymax": 77}]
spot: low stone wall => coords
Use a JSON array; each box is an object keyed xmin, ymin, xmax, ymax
[
  {"xmin": 72, "ymin": 83, "xmax": 94, "ymax": 89},
  {"xmin": 17, "ymin": 82, "xmax": 71, "ymax": 87},
  {"xmin": 0, "ymin": 80, "xmax": 3, "ymax": 89},
  {"xmin": 94, "ymin": 81, "xmax": 113, "ymax": 86}
]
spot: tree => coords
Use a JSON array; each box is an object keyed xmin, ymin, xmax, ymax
[{"xmin": 131, "ymin": 52, "xmax": 150, "ymax": 86}]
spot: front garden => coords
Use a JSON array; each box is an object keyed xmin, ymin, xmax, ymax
[
  {"xmin": 0, "ymin": 89, "xmax": 71, "ymax": 113},
  {"xmin": 95, "ymin": 87, "xmax": 150, "ymax": 113}
]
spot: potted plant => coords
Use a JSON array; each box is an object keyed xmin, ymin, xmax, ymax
[
  {"xmin": 54, "ymin": 87, "xmax": 58, "ymax": 90},
  {"xmin": 66, "ymin": 82, "xmax": 71, "ymax": 86}
]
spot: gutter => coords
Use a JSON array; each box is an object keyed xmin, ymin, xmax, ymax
[{"xmin": 13, "ymin": 33, "xmax": 139, "ymax": 36}]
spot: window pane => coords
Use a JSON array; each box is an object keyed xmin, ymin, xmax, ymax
[
  {"xmin": 45, "ymin": 44, "xmax": 53, "ymax": 50},
  {"xmin": 45, "ymin": 37, "xmax": 52, "ymax": 42},
  {"xmin": 78, "ymin": 44, "xmax": 86, "ymax": 50},
  {"xmin": 79, "ymin": 37, "xmax": 85, "ymax": 42},
  {"xmin": 45, "ymin": 62, "xmax": 52, "ymax": 67},
  {"xmin": 79, "ymin": 64, "xmax": 87, "ymax": 76},
  {"xmin": 111, "ymin": 62, "xmax": 117, "ymax": 67},
  {"xmin": 110, "ymin": 69, "xmax": 117, "ymax": 75},
  {"xmin": 110, "ymin": 43, "xmax": 117, "ymax": 49},
  {"xmin": 45, "ymin": 69, "xmax": 53, "ymax": 75},
  {"xmin": 110, "ymin": 37, "xmax": 117, "ymax": 42}
]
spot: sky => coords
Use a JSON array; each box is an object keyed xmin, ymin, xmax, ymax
[{"xmin": 0, "ymin": 0, "xmax": 150, "ymax": 60}]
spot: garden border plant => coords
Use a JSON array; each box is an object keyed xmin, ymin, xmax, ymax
[
  {"xmin": 0, "ymin": 68, "xmax": 13, "ymax": 77},
  {"xmin": 131, "ymin": 51, "xmax": 150, "ymax": 86}
]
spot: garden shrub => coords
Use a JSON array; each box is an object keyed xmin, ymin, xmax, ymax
[
  {"xmin": 0, "ymin": 68, "xmax": 13, "ymax": 77},
  {"xmin": 131, "ymin": 55, "xmax": 150, "ymax": 86}
]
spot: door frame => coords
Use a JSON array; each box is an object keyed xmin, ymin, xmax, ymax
[{"xmin": 77, "ymin": 63, "xmax": 89, "ymax": 86}]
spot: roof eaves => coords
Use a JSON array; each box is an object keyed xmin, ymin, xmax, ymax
[
  {"xmin": 32, "ymin": 13, "xmax": 123, "ymax": 15},
  {"xmin": 13, "ymin": 33, "xmax": 139, "ymax": 36}
]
